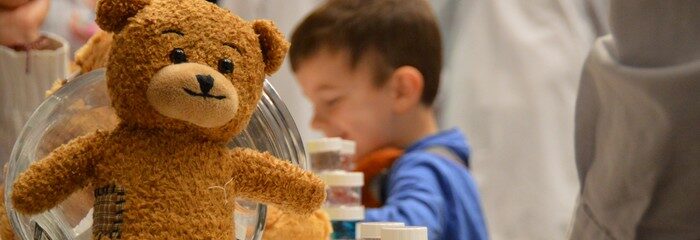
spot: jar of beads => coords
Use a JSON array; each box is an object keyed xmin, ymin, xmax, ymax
[
  {"xmin": 307, "ymin": 138, "xmax": 356, "ymax": 172},
  {"xmin": 319, "ymin": 171, "xmax": 363, "ymax": 206}
]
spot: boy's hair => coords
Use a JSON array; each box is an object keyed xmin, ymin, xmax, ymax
[{"xmin": 290, "ymin": 0, "xmax": 443, "ymax": 106}]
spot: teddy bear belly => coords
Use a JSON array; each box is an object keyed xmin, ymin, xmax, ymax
[
  {"xmin": 90, "ymin": 181, "xmax": 238, "ymax": 239},
  {"xmin": 107, "ymin": 213, "xmax": 236, "ymax": 239},
  {"xmin": 92, "ymin": 137, "xmax": 241, "ymax": 238}
]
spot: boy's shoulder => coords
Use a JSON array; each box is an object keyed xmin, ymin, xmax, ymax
[{"xmin": 392, "ymin": 129, "xmax": 470, "ymax": 171}]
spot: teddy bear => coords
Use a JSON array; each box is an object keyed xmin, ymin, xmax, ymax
[
  {"xmin": 10, "ymin": 0, "xmax": 326, "ymax": 238},
  {"xmin": 3, "ymin": 28, "xmax": 331, "ymax": 240}
]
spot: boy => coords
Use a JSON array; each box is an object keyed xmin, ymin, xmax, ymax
[{"xmin": 289, "ymin": 0, "xmax": 488, "ymax": 239}]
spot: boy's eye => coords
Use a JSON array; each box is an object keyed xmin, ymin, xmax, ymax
[
  {"xmin": 169, "ymin": 48, "xmax": 187, "ymax": 64},
  {"xmin": 218, "ymin": 58, "xmax": 234, "ymax": 74},
  {"xmin": 326, "ymin": 96, "xmax": 342, "ymax": 106}
]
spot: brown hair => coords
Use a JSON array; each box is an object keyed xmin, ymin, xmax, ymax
[{"xmin": 290, "ymin": 0, "xmax": 443, "ymax": 105}]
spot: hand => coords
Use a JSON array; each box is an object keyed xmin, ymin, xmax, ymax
[{"xmin": 0, "ymin": 0, "xmax": 49, "ymax": 47}]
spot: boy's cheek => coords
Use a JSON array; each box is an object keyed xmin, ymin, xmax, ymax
[{"xmin": 312, "ymin": 117, "xmax": 342, "ymax": 138}]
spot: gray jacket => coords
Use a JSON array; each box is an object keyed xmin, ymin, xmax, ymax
[{"xmin": 570, "ymin": 0, "xmax": 700, "ymax": 239}]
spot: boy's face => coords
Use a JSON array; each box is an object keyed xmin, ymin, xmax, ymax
[{"xmin": 295, "ymin": 49, "xmax": 395, "ymax": 158}]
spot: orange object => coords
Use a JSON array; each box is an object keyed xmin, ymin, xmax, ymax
[
  {"xmin": 262, "ymin": 206, "xmax": 333, "ymax": 240},
  {"xmin": 354, "ymin": 148, "xmax": 403, "ymax": 208}
]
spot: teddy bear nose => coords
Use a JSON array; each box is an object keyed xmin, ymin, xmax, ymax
[{"xmin": 196, "ymin": 74, "xmax": 215, "ymax": 94}]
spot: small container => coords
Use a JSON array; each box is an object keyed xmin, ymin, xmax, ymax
[
  {"xmin": 340, "ymin": 140, "xmax": 356, "ymax": 170},
  {"xmin": 381, "ymin": 227, "xmax": 428, "ymax": 240},
  {"xmin": 356, "ymin": 222, "xmax": 405, "ymax": 240},
  {"xmin": 307, "ymin": 138, "xmax": 356, "ymax": 172},
  {"xmin": 325, "ymin": 206, "xmax": 365, "ymax": 240},
  {"xmin": 319, "ymin": 171, "xmax": 364, "ymax": 206}
]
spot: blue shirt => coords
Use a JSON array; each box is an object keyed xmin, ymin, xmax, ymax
[{"xmin": 365, "ymin": 129, "xmax": 488, "ymax": 240}]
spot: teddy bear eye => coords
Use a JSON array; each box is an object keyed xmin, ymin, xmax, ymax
[
  {"xmin": 218, "ymin": 58, "xmax": 234, "ymax": 74},
  {"xmin": 169, "ymin": 48, "xmax": 188, "ymax": 64}
]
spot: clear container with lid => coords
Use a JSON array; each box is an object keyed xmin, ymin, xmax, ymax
[
  {"xmin": 3, "ymin": 69, "xmax": 308, "ymax": 240},
  {"xmin": 356, "ymin": 222, "xmax": 405, "ymax": 240},
  {"xmin": 324, "ymin": 206, "xmax": 365, "ymax": 240},
  {"xmin": 381, "ymin": 227, "xmax": 428, "ymax": 240},
  {"xmin": 307, "ymin": 138, "xmax": 356, "ymax": 172},
  {"xmin": 319, "ymin": 171, "xmax": 364, "ymax": 206}
]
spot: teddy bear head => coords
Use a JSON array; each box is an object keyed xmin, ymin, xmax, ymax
[{"xmin": 96, "ymin": 0, "xmax": 288, "ymax": 141}]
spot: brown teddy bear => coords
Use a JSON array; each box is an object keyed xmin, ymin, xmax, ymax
[{"xmin": 10, "ymin": 0, "xmax": 326, "ymax": 239}]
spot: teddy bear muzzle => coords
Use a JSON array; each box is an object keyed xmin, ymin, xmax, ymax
[{"xmin": 147, "ymin": 62, "xmax": 239, "ymax": 128}]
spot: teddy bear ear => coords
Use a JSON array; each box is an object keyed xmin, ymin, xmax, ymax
[
  {"xmin": 252, "ymin": 20, "xmax": 290, "ymax": 75},
  {"xmin": 96, "ymin": 0, "xmax": 150, "ymax": 33}
]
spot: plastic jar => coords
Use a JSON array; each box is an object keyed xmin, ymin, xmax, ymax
[
  {"xmin": 307, "ymin": 138, "xmax": 356, "ymax": 172},
  {"xmin": 325, "ymin": 206, "xmax": 365, "ymax": 240},
  {"xmin": 381, "ymin": 227, "xmax": 428, "ymax": 240},
  {"xmin": 356, "ymin": 222, "xmax": 405, "ymax": 240},
  {"xmin": 319, "ymin": 171, "xmax": 364, "ymax": 206}
]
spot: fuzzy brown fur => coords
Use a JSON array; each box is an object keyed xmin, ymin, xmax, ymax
[
  {"xmin": 263, "ymin": 206, "xmax": 333, "ymax": 240},
  {"xmin": 11, "ymin": 0, "xmax": 325, "ymax": 239},
  {"xmin": 0, "ymin": 187, "xmax": 13, "ymax": 240}
]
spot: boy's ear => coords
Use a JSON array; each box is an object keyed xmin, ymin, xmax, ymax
[
  {"xmin": 252, "ymin": 20, "xmax": 290, "ymax": 75},
  {"xmin": 391, "ymin": 66, "xmax": 424, "ymax": 113},
  {"xmin": 96, "ymin": 0, "xmax": 150, "ymax": 33}
]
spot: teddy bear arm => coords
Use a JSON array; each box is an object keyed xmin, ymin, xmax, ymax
[
  {"xmin": 11, "ymin": 131, "xmax": 107, "ymax": 214},
  {"xmin": 229, "ymin": 148, "xmax": 326, "ymax": 215}
]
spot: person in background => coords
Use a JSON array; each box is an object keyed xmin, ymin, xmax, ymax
[
  {"xmin": 570, "ymin": 0, "xmax": 700, "ymax": 239},
  {"xmin": 0, "ymin": 27, "xmax": 112, "ymax": 240},
  {"xmin": 0, "ymin": 0, "xmax": 69, "ymax": 180},
  {"xmin": 289, "ymin": 0, "xmax": 488, "ymax": 239},
  {"xmin": 437, "ymin": 0, "xmax": 609, "ymax": 238}
]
